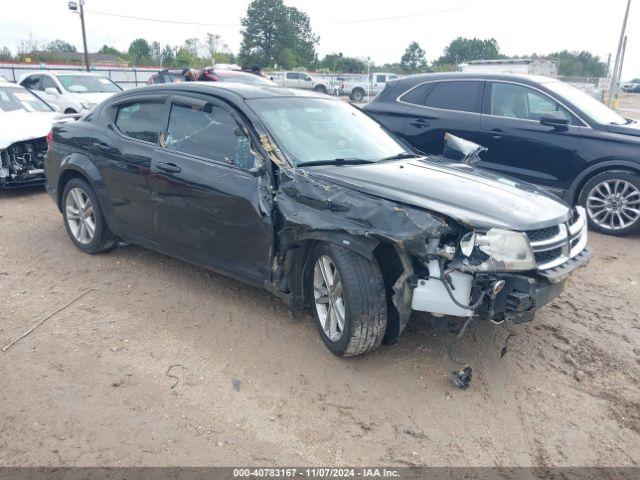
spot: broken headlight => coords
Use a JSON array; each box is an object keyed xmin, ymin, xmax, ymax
[{"xmin": 459, "ymin": 229, "xmax": 535, "ymax": 272}]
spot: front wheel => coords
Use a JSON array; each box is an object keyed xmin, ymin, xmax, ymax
[
  {"xmin": 578, "ymin": 170, "xmax": 640, "ymax": 236},
  {"xmin": 313, "ymin": 85, "xmax": 327, "ymax": 94},
  {"xmin": 62, "ymin": 178, "xmax": 117, "ymax": 253},
  {"xmin": 307, "ymin": 243, "xmax": 387, "ymax": 357}
]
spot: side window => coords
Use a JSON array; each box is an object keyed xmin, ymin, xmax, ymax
[
  {"xmin": 25, "ymin": 76, "xmax": 43, "ymax": 91},
  {"xmin": 42, "ymin": 76, "xmax": 58, "ymax": 92},
  {"xmin": 286, "ymin": 72, "xmax": 299, "ymax": 80},
  {"xmin": 115, "ymin": 101, "xmax": 165, "ymax": 143},
  {"xmin": 423, "ymin": 81, "xmax": 482, "ymax": 113},
  {"xmin": 376, "ymin": 75, "xmax": 386, "ymax": 83},
  {"xmin": 490, "ymin": 83, "xmax": 572, "ymax": 122},
  {"xmin": 165, "ymin": 103, "xmax": 255, "ymax": 169},
  {"xmin": 401, "ymin": 83, "xmax": 435, "ymax": 105}
]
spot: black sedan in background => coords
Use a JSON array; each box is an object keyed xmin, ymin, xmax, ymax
[{"xmin": 364, "ymin": 73, "xmax": 640, "ymax": 236}]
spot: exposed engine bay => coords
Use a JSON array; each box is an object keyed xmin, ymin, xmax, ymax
[{"xmin": 0, "ymin": 137, "xmax": 47, "ymax": 187}]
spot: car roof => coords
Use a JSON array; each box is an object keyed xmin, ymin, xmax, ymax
[
  {"xmin": 395, "ymin": 72, "xmax": 559, "ymax": 85},
  {"xmin": 121, "ymin": 81, "xmax": 330, "ymax": 100}
]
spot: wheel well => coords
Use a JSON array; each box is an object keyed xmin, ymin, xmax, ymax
[
  {"xmin": 57, "ymin": 170, "xmax": 88, "ymax": 209},
  {"xmin": 573, "ymin": 165, "xmax": 640, "ymax": 204},
  {"xmin": 64, "ymin": 108, "xmax": 77, "ymax": 114},
  {"xmin": 295, "ymin": 239, "xmax": 406, "ymax": 342}
]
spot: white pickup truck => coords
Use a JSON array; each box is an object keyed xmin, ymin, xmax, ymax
[
  {"xmin": 269, "ymin": 71, "xmax": 332, "ymax": 94},
  {"xmin": 340, "ymin": 72, "xmax": 399, "ymax": 101}
]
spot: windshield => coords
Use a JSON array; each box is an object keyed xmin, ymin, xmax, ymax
[
  {"xmin": 248, "ymin": 97, "xmax": 409, "ymax": 165},
  {"xmin": 0, "ymin": 86, "xmax": 54, "ymax": 112},
  {"xmin": 57, "ymin": 75, "xmax": 122, "ymax": 93},
  {"xmin": 545, "ymin": 80, "xmax": 628, "ymax": 125}
]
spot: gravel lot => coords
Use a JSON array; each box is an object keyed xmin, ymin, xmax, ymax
[{"xmin": 1, "ymin": 96, "xmax": 639, "ymax": 468}]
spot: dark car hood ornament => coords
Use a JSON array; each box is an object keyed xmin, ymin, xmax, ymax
[{"xmin": 442, "ymin": 132, "xmax": 487, "ymax": 166}]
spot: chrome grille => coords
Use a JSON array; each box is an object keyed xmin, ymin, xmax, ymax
[{"xmin": 526, "ymin": 207, "xmax": 588, "ymax": 270}]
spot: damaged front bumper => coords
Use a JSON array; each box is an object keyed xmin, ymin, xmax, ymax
[
  {"xmin": 410, "ymin": 246, "xmax": 592, "ymax": 323},
  {"xmin": 0, "ymin": 137, "xmax": 47, "ymax": 188}
]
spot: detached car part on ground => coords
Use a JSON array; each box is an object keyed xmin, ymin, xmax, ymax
[
  {"xmin": 0, "ymin": 83, "xmax": 77, "ymax": 188},
  {"xmin": 44, "ymin": 84, "xmax": 591, "ymax": 385}
]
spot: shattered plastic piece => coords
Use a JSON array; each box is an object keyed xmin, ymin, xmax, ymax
[
  {"xmin": 452, "ymin": 366, "xmax": 473, "ymax": 389},
  {"xmin": 443, "ymin": 132, "xmax": 487, "ymax": 166}
]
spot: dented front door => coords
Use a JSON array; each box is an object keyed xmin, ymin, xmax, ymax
[{"xmin": 149, "ymin": 94, "xmax": 273, "ymax": 286}]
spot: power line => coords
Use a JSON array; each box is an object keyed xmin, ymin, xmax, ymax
[{"xmin": 84, "ymin": 5, "xmax": 470, "ymax": 28}]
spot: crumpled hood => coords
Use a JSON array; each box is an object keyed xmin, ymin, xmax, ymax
[
  {"xmin": 76, "ymin": 91, "xmax": 116, "ymax": 106},
  {"xmin": 303, "ymin": 157, "xmax": 571, "ymax": 231},
  {"xmin": 0, "ymin": 111, "xmax": 62, "ymax": 149}
]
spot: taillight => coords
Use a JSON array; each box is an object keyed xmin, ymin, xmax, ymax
[{"xmin": 46, "ymin": 130, "xmax": 53, "ymax": 146}]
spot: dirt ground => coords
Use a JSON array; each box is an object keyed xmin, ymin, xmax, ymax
[{"xmin": 1, "ymin": 95, "xmax": 639, "ymax": 467}]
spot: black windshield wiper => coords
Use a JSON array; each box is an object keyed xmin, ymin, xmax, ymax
[
  {"xmin": 379, "ymin": 152, "xmax": 422, "ymax": 161},
  {"xmin": 296, "ymin": 158, "xmax": 377, "ymax": 167}
]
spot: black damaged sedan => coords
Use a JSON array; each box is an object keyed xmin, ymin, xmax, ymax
[{"xmin": 45, "ymin": 83, "xmax": 590, "ymax": 358}]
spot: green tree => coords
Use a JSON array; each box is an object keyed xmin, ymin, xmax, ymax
[
  {"xmin": 319, "ymin": 53, "xmax": 366, "ymax": 73},
  {"xmin": 98, "ymin": 45, "xmax": 121, "ymax": 56},
  {"xmin": 160, "ymin": 44, "xmax": 175, "ymax": 66},
  {"xmin": 128, "ymin": 38, "xmax": 151, "ymax": 65},
  {"xmin": 400, "ymin": 41, "xmax": 427, "ymax": 73},
  {"xmin": 0, "ymin": 46, "xmax": 12, "ymax": 61},
  {"xmin": 547, "ymin": 50, "xmax": 607, "ymax": 77},
  {"xmin": 149, "ymin": 41, "xmax": 162, "ymax": 65},
  {"xmin": 239, "ymin": 0, "xmax": 318, "ymax": 69},
  {"xmin": 436, "ymin": 37, "xmax": 502, "ymax": 66},
  {"xmin": 46, "ymin": 39, "xmax": 77, "ymax": 52}
]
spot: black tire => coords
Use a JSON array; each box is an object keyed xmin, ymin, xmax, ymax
[
  {"xmin": 64, "ymin": 108, "xmax": 77, "ymax": 114},
  {"xmin": 306, "ymin": 243, "xmax": 387, "ymax": 357},
  {"xmin": 578, "ymin": 170, "xmax": 640, "ymax": 236},
  {"xmin": 61, "ymin": 178, "xmax": 117, "ymax": 253},
  {"xmin": 313, "ymin": 84, "xmax": 327, "ymax": 94},
  {"xmin": 350, "ymin": 88, "xmax": 365, "ymax": 102}
]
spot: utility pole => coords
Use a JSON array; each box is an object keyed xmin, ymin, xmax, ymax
[
  {"xmin": 68, "ymin": 1, "xmax": 90, "ymax": 71},
  {"xmin": 609, "ymin": 0, "xmax": 631, "ymax": 107}
]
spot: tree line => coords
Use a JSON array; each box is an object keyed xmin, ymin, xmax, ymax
[{"xmin": 1, "ymin": 0, "xmax": 608, "ymax": 78}]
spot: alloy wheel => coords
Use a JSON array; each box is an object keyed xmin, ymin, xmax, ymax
[
  {"xmin": 65, "ymin": 187, "xmax": 96, "ymax": 244},
  {"xmin": 313, "ymin": 255, "xmax": 346, "ymax": 342},
  {"xmin": 586, "ymin": 179, "xmax": 640, "ymax": 231}
]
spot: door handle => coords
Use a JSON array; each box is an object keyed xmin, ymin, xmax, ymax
[
  {"xmin": 490, "ymin": 128, "xmax": 506, "ymax": 139},
  {"xmin": 410, "ymin": 118, "xmax": 430, "ymax": 128},
  {"xmin": 156, "ymin": 162, "xmax": 182, "ymax": 174}
]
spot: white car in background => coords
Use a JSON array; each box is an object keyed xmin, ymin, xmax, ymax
[
  {"xmin": 19, "ymin": 71, "xmax": 122, "ymax": 114},
  {"xmin": 269, "ymin": 71, "xmax": 332, "ymax": 94},
  {"xmin": 0, "ymin": 82, "xmax": 76, "ymax": 188}
]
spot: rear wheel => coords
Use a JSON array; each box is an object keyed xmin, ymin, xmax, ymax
[
  {"xmin": 313, "ymin": 84, "xmax": 327, "ymax": 94},
  {"xmin": 350, "ymin": 88, "xmax": 365, "ymax": 102},
  {"xmin": 307, "ymin": 243, "xmax": 387, "ymax": 357},
  {"xmin": 578, "ymin": 170, "xmax": 640, "ymax": 236},
  {"xmin": 62, "ymin": 178, "xmax": 117, "ymax": 253}
]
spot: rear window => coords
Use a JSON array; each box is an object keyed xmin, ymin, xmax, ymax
[{"xmin": 115, "ymin": 101, "xmax": 165, "ymax": 143}]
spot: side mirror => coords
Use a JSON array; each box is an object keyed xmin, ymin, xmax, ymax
[
  {"xmin": 45, "ymin": 87, "xmax": 60, "ymax": 97},
  {"xmin": 540, "ymin": 112, "xmax": 570, "ymax": 130}
]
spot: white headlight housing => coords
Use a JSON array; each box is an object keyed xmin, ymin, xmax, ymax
[{"xmin": 460, "ymin": 228, "xmax": 536, "ymax": 272}]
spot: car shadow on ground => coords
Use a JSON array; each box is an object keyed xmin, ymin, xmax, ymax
[{"xmin": 0, "ymin": 186, "xmax": 47, "ymax": 200}]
